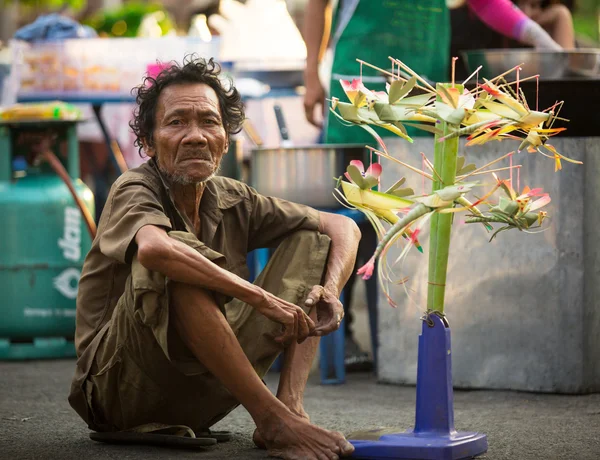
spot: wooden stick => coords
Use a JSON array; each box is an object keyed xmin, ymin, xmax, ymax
[
  {"xmin": 462, "ymin": 65, "xmax": 482, "ymax": 86},
  {"xmin": 388, "ymin": 57, "xmax": 438, "ymax": 93},
  {"xmin": 368, "ymin": 146, "xmax": 434, "ymax": 181},
  {"xmin": 457, "ymin": 165, "xmax": 521, "ymax": 179},
  {"xmin": 457, "ymin": 151, "xmax": 515, "ymax": 181},
  {"xmin": 356, "ymin": 59, "xmax": 432, "ymax": 93},
  {"xmin": 43, "ymin": 150, "xmax": 97, "ymax": 239},
  {"xmin": 420, "ymin": 152, "xmax": 443, "ymax": 183},
  {"xmin": 451, "ymin": 57, "xmax": 458, "ymax": 88},
  {"xmin": 489, "ymin": 64, "xmax": 524, "ymax": 84}
]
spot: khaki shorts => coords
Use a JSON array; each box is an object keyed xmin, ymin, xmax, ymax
[{"xmin": 72, "ymin": 230, "xmax": 331, "ymax": 432}]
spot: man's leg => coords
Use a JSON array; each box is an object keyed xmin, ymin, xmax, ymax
[
  {"xmin": 170, "ymin": 282, "xmax": 354, "ymax": 460},
  {"xmin": 225, "ymin": 230, "xmax": 332, "ymax": 448},
  {"xmin": 253, "ymin": 308, "xmax": 320, "ymax": 448}
]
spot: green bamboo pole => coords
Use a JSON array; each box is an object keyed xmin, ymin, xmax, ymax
[{"xmin": 427, "ymin": 83, "xmax": 463, "ymax": 313}]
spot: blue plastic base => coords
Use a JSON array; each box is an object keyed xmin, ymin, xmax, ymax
[
  {"xmin": 349, "ymin": 313, "xmax": 488, "ymax": 459},
  {"xmin": 351, "ymin": 431, "xmax": 488, "ymax": 459}
]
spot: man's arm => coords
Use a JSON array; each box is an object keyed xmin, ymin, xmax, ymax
[
  {"xmin": 297, "ymin": 211, "xmax": 361, "ymax": 335},
  {"xmin": 302, "ymin": 0, "xmax": 328, "ymax": 127},
  {"xmin": 135, "ymin": 224, "xmax": 314, "ymax": 344},
  {"xmin": 467, "ymin": 0, "xmax": 562, "ymax": 50},
  {"xmin": 535, "ymin": 4, "xmax": 575, "ymax": 49},
  {"xmin": 317, "ymin": 211, "xmax": 361, "ymax": 298}
]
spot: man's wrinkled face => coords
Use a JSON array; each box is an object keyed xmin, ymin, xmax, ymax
[{"xmin": 147, "ymin": 82, "xmax": 228, "ymax": 185}]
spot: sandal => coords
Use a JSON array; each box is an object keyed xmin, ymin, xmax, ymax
[
  {"xmin": 89, "ymin": 423, "xmax": 217, "ymax": 450},
  {"xmin": 197, "ymin": 428, "xmax": 232, "ymax": 443}
]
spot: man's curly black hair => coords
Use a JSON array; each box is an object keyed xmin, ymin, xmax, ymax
[{"xmin": 129, "ymin": 55, "xmax": 245, "ymax": 156}]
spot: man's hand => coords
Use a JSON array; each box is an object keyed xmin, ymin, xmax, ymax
[
  {"xmin": 303, "ymin": 71, "xmax": 326, "ymax": 128},
  {"xmin": 253, "ymin": 290, "xmax": 316, "ymax": 345},
  {"xmin": 304, "ymin": 285, "xmax": 344, "ymax": 336}
]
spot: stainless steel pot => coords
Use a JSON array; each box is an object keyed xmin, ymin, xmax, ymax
[
  {"xmin": 250, "ymin": 144, "xmax": 367, "ymax": 209},
  {"xmin": 462, "ymin": 49, "xmax": 600, "ymax": 80}
]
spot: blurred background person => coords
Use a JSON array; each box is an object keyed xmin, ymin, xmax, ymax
[
  {"xmin": 515, "ymin": 0, "xmax": 576, "ymax": 48},
  {"xmin": 451, "ymin": 0, "xmax": 577, "ymax": 79}
]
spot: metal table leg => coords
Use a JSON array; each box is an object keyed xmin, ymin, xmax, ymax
[{"xmin": 91, "ymin": 104, "xmax": 128, "ymax": 175}]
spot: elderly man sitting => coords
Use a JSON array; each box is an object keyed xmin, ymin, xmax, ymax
[{"xmin": 68, "ymin": 56, "xmax": 360, "ymax": 460}]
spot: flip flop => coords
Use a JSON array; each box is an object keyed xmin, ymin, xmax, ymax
[
  {"xmin": 197, "ymin": 429, "xmax": 232, "ymax": 443},
  {"xmin": 89, "ymin": 424, "xmax": 217, "ymax": 450}
]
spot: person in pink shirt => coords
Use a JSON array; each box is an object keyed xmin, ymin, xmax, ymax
[{"xmin": 451, "ymin": 0, "xmax": 576, "ymax": 80}]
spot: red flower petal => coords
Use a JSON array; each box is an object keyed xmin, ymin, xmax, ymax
[
  {"xmin": 349, "ymin": 160, "xmax": 365, "ymax": 173},
  {"xmin": 366, "ymin": 162, "xmax": 382, "ymax": 178}
]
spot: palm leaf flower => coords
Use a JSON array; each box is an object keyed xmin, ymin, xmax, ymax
[
  {"xmin": 335, "ymin": 160, "xmax": 423, "ymax": 252},
  {"xmin": 330, "ymin": 57, "xmax": 576, "ymax": 310},
  {"xmin": 332, "ymin": 68, "xmax": 580, "ymax": 170},
  {"xmin": 355, "ymin": 184, "xmax": 476, "ymax": 305},
  {"xmin": 465, "ymin": 177, "xmax": 551, "ymax": 241}
]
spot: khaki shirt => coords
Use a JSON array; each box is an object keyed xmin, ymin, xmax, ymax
[{"xmin": 74, "ymin": 158, "xmax": 320, "ymax": 359}]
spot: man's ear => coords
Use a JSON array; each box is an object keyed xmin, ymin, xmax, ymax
[{"xmin": 142, "ymin": 138, "xmax": 156, "ymax": 158}]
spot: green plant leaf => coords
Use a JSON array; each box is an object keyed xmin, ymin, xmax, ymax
[
  {"xmin": 457, "ymin": 163, "xmax": 477, "ymax": 175},
  {"xmin": 389, "ymin": 76, "xmax": 417, "ymax": 104},
  {"xmin": 385, "ymin": 177, "xmax": 406, "ymax": 193},
  {"xmin": 393, "ymin": 121, "xmax": 408, "ymax": 135},
  {"xmin": 390, "ymin": 187, "xmax": 415, "ymax": 197},
  {"xmin": 373, "ymin": 102, "xmax": 414, "ymax": 122},
  {"xmin": 399, "ymin": 93, "xmax": 434, "ymax": 107},
  {"xmin": 364, "ymin": 176, "xmax": 379, "ymax": 189},
  {"xmin": 438, "ymin": 85, "xmax": 458, "ymax": 108},
  {"xmin": 336, "ymin": 102, "xmax": 381, "ymax": 124},
  {"xmin": 354, "ymin": 91, "xmax": 367, "ymax": 108},
  {"xmin": 346, "ymin": 164, "xmax": 366, "ymax": 188},
  {"xmin": 498, "ymin": 196, "xmax": 519, "ymax": 216},
  {"xmin": 337, "ymin": 103, "xmax": 363, "ymax": 123},
  {"xmin": 456, "ymin": 156, "xmax": 466, "ymax": 173},
  {"xmin": 435, "ymin": 101, "xmax": 466, "ymax": 125},
  {"xmin": 403, "ymin": 122, "xmax": 443, "ymax": 135}
]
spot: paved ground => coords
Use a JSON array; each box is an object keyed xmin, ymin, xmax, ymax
[{"xmin": 2, "ymin": 359, "xmax": 600, "ymax": 460}]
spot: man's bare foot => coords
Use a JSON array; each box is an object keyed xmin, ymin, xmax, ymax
[
  {"xmin": 253, "ymin": 407, "xmax": 309, "ymax": 449},
  {"xmin": 252, "ymin": 428, "xmax": 267, "ymax": 449},
  {"xmin": 258, "ymin": 412, "xmax": 354, "ymax": 460}
]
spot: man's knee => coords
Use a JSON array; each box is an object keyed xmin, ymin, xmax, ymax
[
  {"xmin": 281, "ymin": 229, "xmax": 331, "ymax": 247},
  {"xmin": 170, "ymin": 282, "xmax": 216, "ymax": 308},
  {"xmin": 169, "ymin": 282, "xmax": 227, "ymax": 332}
]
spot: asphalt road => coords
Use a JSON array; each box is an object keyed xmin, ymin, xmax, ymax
[{"xmin": 1, "ymin": 359, "xmax": 599, "ymax": 460}]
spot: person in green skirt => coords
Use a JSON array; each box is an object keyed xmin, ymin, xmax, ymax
[{"xmin": 303, "ymin": 0, "xmax": 452, "ymax": 373}]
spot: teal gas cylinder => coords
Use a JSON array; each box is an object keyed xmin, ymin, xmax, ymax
[{"xmin": 0, "ymin": 121, "xmax": 94, "ymax": 359}]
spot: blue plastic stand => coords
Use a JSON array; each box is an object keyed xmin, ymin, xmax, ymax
[
  {"xmin": 318, "ymin": 293, "xmax": 346, "ymax": 385},
  {"xmin": 350, "ymin": 313, "xmax": 488, "ymax": 459}
]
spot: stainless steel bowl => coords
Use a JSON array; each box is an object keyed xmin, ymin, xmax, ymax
[
  {"xmin": 250, "ymin": 144, "xmax": 367, "ymax": 209},
  {"xmin": 462, "ymin": 49, "xmax": 600, "ymax": 80}
]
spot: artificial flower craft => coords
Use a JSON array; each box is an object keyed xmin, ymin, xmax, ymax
[{"xmin": 331, "ymin": 57, "xmax": 578, "ymax": 309}]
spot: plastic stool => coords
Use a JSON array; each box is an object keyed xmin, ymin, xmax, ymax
[{"xmin": 318, "ymin": 291, "xmax": 346, "ymax": 384}]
